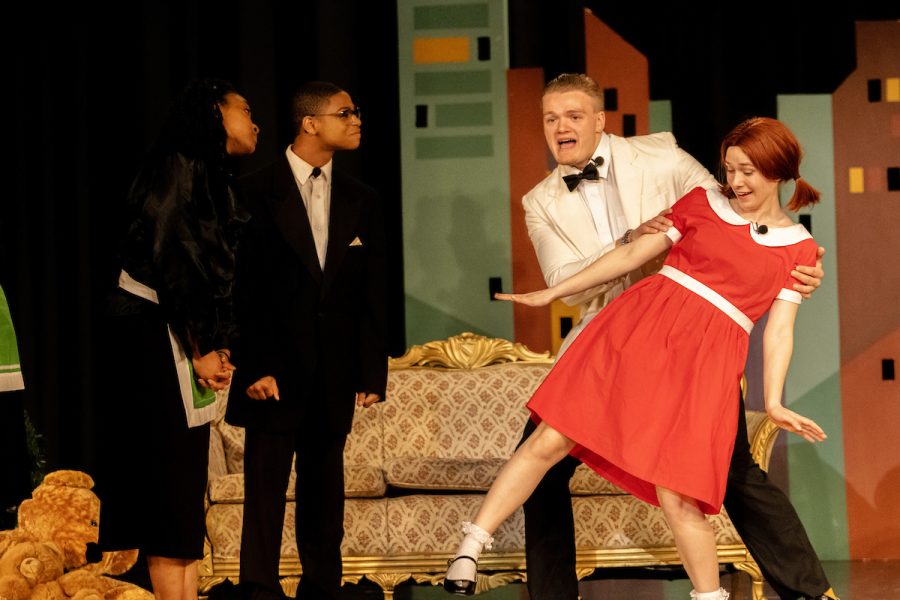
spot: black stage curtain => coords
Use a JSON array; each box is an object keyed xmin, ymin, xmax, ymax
[
  {"xmin": 3, "ymin": 0, "xmax": 405, "ymax": 474},
  {"xmin": 3, "ymin": 0, "xmax": 896, "ymax": 480}
]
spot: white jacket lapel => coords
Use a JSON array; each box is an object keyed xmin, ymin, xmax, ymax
[
  {"xmin": 609, "ymin": 135, "xmax": 644, "ymax": 228},
  {"xmin": 543, "ymin": 167, "xmax": 604, "ymax": 255}
]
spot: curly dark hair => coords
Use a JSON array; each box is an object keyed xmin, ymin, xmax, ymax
[{"xmin": 153, "ymin": 77, "xmax": 237, "ymax": 161}]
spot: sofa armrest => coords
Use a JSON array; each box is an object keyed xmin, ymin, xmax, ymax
[{"xmin": 745, "ymin": 409, "xmax": 782, "ymax": 472}]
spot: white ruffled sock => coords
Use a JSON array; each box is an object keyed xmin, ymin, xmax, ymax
[
  {"xmin": 690, "ymin": 589, "xmax": 729, "ymax": 600},
  {"xmin": 446, "ymin": 521, "xmax": 494, "ymax": 581}
]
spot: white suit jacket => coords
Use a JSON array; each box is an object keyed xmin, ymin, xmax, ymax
[{"xmin": 523, "ymin": 132, "xmax": 717, "ymax": 352}]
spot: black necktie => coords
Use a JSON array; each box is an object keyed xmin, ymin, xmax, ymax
[
  {"xmin": 562, "ymin": 156, "xmax": 604, "ymax": 192},
  {"xmin": 311, "ymin": 166, "xmax": 321, "ymax": 178}
]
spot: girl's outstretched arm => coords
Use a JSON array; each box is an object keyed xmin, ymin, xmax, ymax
[{"xmin": 496, "ymin": 230, "xmax": 672, "ymax": 307}]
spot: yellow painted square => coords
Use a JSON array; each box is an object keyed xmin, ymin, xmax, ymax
[
  {"xmin": 848, "ymin": 167, "xmax": 865, "ymax": 194},
  {"xmin": 413, "ymin": 37, "xmax": 470, "ymax": 64},
  {"xmin": 886, "ymin": 77, "xmax": 900, "ymax": 102}
]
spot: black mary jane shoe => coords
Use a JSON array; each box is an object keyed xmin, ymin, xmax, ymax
[{"xmin": 443, "ymin": 555, "xmax": 477, "ymax": 595}]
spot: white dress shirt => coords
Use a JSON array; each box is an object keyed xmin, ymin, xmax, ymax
[
  {"xmin": 286, "ymin": 146, "xmax": 332, "ymax": 270},
  {"xmin": 559, "ymin": 133, "xmax": 629, "ymax": 248}
]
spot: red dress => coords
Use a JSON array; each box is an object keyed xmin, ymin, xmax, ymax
[{"xmin": 528, "ymin": 187, "xmax": 818, "ymax": 514}]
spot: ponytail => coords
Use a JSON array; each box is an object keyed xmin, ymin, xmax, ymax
[{"xmin": 786, "ymin": 176, "xmax": 821, "ymax": 211}]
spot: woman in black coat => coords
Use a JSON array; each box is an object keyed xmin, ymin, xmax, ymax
[{"xmin": 96, "ymin": 78, "xmax": 258, "ymax": 600}]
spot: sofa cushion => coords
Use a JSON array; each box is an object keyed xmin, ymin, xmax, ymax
[
  {"xmin": 208, "ymin": 464, "xmax": 386, "ymax": 503},
  {"xmin": 344, "ymin": 402, "xmax": 384, "ymax": 468},
  {"xmin": 206, "ymin": 496, "xmax": 743, "ymax": 561},
  {"xmin": 384, "ymin": 457, "xmax": 506, "ymax": 491},
  {"xmin": 385, "ymin": 495, "xmax": 525, "ymax": 554},
  {"xmin": 206, "ymin": 498, "xmax": 389, "ymax": 560},
  {"xmin": 384, "ymin": 456, "xmax": 627, "ymax": 495},
  {"xmin": 218, "ymin": 421, "xmax": 246, "ymax": 474},
  {"xmin": 382, "ymin": 364, "xmax": 547, "ymax": 461},
  {"xmin": 570, "ymin": 464, "xmax": 626, "ymax": 495},
  {"xmin": 572, "ymin": 496, "xmax": 742, "ymax": 548},
  {"xmin": 206, "ymin": 503, "xmax": 249, "ymax": 560},
  {"xmin": 342, "ymin": 499, "xmax": 391, "ymax": 555},
  {"xmin": 208, "ymin": 423, "xmax": 227, "ymax": 480},
  {"xmin": 346, "ymin": 465, "xmax": 387, "ymax": 498},
  {"xmin": 216, "ymin": 400, "xmax": 382, "ymax": 476},
  {"xmin": 208, "ymin": 473, "xmax": 246, "ymax": 503}
]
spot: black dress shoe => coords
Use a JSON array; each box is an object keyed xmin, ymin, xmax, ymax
[
  {"xmin": 237, "ymin": 583, "xmax": 289, "ymax": 600},
  {"xmin": 443, "ymin": 555, "xmax": 477, "ymax": 595}
]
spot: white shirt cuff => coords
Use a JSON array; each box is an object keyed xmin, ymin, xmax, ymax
[
  {"xmin": 776, "ymin": 288, "xmax": 803, "ymax": 304},
  {"xmin": 665, "ymin": 227, "xmax": 683, "ymax": 244}
]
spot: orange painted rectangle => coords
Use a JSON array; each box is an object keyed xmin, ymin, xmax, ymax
[
  {"xmin": 584, "ymin": 9, "xmax": 649, "ymax": 136},
  {"xmin": 864, "ymin": 166, "xmax": 886, "ymax": 193},
  {"xmin": 508, "ymin": 67, "xmax": 553, "ymax": 354},
  {"xmin": 842, "ymin": 328, "xmax": 900, "ymax": 559},
  {"xmin": 413, "ymin": 37, "xmax": 470, "ymax": 64}
]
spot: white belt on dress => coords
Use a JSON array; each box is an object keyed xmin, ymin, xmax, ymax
[{"xmin": 658, "ymin": 265, "xmax": 754, "ymax": 334}]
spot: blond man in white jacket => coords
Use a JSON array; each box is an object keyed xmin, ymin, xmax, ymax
[{"xmin": 509, "ymin": 74, "xmax": 835, "ymax": 600}]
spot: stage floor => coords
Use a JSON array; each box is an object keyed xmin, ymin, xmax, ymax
[
  {"xmin": 576, "ymin": 560, "xmax": 900, "ymax": 599},
  {"xmin": 337, "ymin": 559, "xmax": 900, "ymax": 599}
]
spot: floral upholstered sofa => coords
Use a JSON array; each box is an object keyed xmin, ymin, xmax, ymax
[{"xmin": 201, "ymin": 333, "xmax": 779, "ymax": 599}]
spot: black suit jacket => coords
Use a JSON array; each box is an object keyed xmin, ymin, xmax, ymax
[{"xmin": 225, "ymin": 157, "xmax": 388, "ymax": 435}]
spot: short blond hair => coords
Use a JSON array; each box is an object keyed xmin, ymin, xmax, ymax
[{"xmin": 544, "ymin": 73, "xmax": 604, "ymax": 110}]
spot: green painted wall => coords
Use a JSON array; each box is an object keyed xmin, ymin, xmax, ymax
[
  {"xmin": 397, "ymin": 0, "xmax": 513, "ymax": 345},
  {"xmin": 648, "ymin": 99, "xmax": 672, "ymax": 134},
  {"xmin": 778, "ymin": 94, "xmax": 849, "ymax": 560}
]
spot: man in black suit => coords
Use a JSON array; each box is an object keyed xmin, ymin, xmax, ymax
[{"xmin": 226, "ymin": 81, "xmax": 388, "ymax": 600}]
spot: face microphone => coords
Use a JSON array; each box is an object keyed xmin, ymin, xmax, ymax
[{"xmin": 753, "ymin": 222, "xmax": 769, "ymax": 235}]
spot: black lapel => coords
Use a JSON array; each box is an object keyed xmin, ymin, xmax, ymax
[
  {"xmin": 321, "ymin": 171, "xmax": 361, "ymax": 294},
  {"xmin": 267, "ymin": 157, "xmax": 323, "ymax": 285}
]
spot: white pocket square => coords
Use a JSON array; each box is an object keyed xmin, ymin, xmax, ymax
[{"xmin": 349, "ymin": 236, "xmax": 363, "ymax": 247}]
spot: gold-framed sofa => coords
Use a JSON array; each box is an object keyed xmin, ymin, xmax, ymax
[{"xmin": 201, "ymin": 333, "xmax": 779, "ymax": 599}]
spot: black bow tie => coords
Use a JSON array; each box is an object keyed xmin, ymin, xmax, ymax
[{"xmin": 562, "ymin": 156, "xmax": 604, "ymax": 192}]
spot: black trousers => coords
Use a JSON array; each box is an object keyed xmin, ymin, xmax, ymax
[
  {"xmin": 520, "ymin": 395, "xmax": 831, "ymax": 600},
  {"xmin": 239, "ymin": 427, "xmax": 347, "ymax": 600}
]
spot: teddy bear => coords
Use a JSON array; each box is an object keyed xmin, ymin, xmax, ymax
[
  {"xmin": 0, "ymin": 536, "xmax": 64, "ymax": 600},
  {"xmin": 16, "ymin": 470, "xmax": 101, "ymax": 572},
  {"xmin": 0, "ymin": 470, "xmax": 153, "ymax": 600}
]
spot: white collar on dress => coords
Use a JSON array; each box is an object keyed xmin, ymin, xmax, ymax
[{"xmin": 705, "ymin": 188, "xmax": 812, "ymax": 247}]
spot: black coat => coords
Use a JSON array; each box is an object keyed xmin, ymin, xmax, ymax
[
  {"xmin": 225, "ymin": 157, "xmax": 388, "ymax": 435},
  {"xmin": 114, "ymin": 153, "xmax": 247, "ymax": 355}
]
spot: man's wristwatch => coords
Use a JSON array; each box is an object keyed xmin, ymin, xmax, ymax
[{"xmin": 619, "ymin": 229, "xmax": 634, "ymax": 246}]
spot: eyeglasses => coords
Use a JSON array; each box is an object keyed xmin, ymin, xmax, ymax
[{"xmin": 310, "ymin": 106, "xmax": 362, "ymax": 121}]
